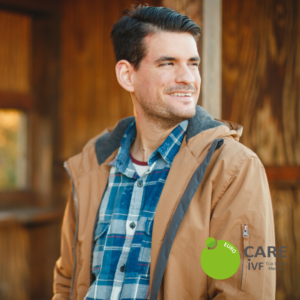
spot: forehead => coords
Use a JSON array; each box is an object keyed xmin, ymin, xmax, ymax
[{"xmin": 143, "ymin": 31, "xmax": 199, "ymax": 62}]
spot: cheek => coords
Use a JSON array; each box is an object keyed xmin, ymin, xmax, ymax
[
  {"xmin": 136, "ymin": 70, "xmax": 170, "ymax": 95},
  {"xmin": 140, "ymin": 78, "xmax": 154, "ymax": 94},
  {"xmin": 154, "ymin": 71, "xmax": 171, "ymax": 91},
  {"xmin": 144, "ymin": 75, "xmax": 165, "ymax": 92},
  {"xmin": 195, "ymin": 72, "xmax": 201, "ymax": 86},
  {"xmin": 160, "ymin": 72, "xmax": 167, "ymax": 87},
  {"xmin": 136, "ymin": 75, "xmax": 151, "ymax": 93}
]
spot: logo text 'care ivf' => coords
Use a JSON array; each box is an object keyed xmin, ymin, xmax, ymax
[{"xmin": 201, "ymin": 237, "xmax": 240, "ymax": 280}]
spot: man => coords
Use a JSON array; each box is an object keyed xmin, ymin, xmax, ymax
[{"xmin": 53, "ymin": 5, "xmax": 276, "ymax": 300}]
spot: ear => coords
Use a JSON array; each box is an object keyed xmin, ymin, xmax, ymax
[{"xmin": 115, "ymin": 60, "xmax": 135, "ymax": 92}]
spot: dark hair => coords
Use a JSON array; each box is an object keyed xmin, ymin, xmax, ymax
[{"xmin": 111, "ymin": 4, "xmax": 201, "ymax": 69}]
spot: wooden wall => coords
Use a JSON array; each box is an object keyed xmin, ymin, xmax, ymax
[
  {"xmin": 223, "ymin": 0, "xmax": 300, "ymax": 299},
  {"xmin": 0, "ymin": 10, "xmax": 31, "ymax": 93},
  {"xmin": 0, "ymin": 225, "xmax": 30, "ymax": 300},
  {"xmin": 0, "ymin": 1, "xmax": 62, "ymax": 299}
]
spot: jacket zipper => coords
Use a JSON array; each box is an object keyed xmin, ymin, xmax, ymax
[
  {"xmin": 241, "ymin": 224, "xmax": 249, "ymax": 291},
  {"xmin": 243, "ymin": 224, "xmax": 249, "ymax": 238},
  {"xmin": 64, "ymin": 162, "xmax": 79, "ymax": 300}
]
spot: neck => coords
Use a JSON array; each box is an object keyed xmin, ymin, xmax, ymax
[{"xmin": 130, "ymin": 109, "xmax": 177, "ymax": 162}]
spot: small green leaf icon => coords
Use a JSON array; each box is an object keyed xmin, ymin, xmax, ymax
[{"xmin": 206, "ymin": 237, "xmax": 216, "ymax": 248}]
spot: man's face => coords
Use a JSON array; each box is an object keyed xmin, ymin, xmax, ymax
[{"xmin": 131, "ymin": 31, "xmax": 201, "ymax": 128}]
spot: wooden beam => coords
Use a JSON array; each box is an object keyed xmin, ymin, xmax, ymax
[
  {"xmin": 0, "ymin": 207, "xmax": 63, "ymax": 227},
  {"xmin": 265, "ymin": 166, "xmax": 300, "ymax": 185},
  {"xmin": 0, "ymin": 0, "xmax": 60, "ymax": 15},
  {"xmin": 0, "ymin": 191, "xmax": 36, "ymax": 209},
  {"xmin": 0, "ymin": 91, "xmax": 34, "ymax": 111}
]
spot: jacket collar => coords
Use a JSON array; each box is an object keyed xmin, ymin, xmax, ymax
[
  {"xmin": 186, "ymin": 105, "xmax": 224, "ymax": 140},
  {"xmin": 95, "ymin": 105, "xmax": 226, "ymax": 166}
]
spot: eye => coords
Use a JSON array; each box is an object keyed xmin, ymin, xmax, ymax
[
  {"xmin": 159, "ymin": 62, "xmax": 174, "ymax": 67},
  {"xmin": 190, "ymin": 62, "xmax": 200, "ymax": 68}
]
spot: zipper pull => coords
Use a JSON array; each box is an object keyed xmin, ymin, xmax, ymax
[{"xmin": 243, "ymin": 224, "xmax": 249, "ymax": 237}]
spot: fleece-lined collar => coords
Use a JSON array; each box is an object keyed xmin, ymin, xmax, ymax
[{"xmin": 95, "ymin": 106, "xmax": 226, "ymax": 166}]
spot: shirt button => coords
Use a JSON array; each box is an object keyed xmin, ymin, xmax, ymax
[
  {"xmin": 129, "ymin": 222, "xmax": 136, "ymax": 229},
  {"xmin": 137, "ymin": 180, "xmax": 143, "ymax": 187},
  {"xmin": 120, "ymin": 265, "xmax": 125, "ymax": 272}
]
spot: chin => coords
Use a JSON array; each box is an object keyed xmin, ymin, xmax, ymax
[{"xmin": 171, "ymin": 104, "xmax": 196, "ymax": 119}]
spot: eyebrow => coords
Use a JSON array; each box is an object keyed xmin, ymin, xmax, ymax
[
  {"xmin": 190, "ymin": 56, "xmax": 201, "ymax": 62},
  {"xmin": 154, "ymin": 56, "xmax": 201, "ymax": 64}
]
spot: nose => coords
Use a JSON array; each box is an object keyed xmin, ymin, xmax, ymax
[{"xmin": 175, "ymin": 64, "xmax": 196, "ymax": 85}]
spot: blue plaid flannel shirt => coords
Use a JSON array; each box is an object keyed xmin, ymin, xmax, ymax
[{"xmin": 84, "ymin": 119, "xmax": 188, "ymax": 300}]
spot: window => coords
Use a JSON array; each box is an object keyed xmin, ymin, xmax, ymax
[
  {"xmin": 0, "ymin": 109, "xmax": 28, "ymax": 190},
  {"xmin": 0, "ymin": 7, "xmax": 58, "ymax": 207},
  {"xmin": 0, "ymin": 11, "xmax": 31, "ymax": 200}
]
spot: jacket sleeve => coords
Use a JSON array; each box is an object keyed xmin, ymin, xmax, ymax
[
  {"xmin": 208, "ymin": 154, "xmax": 276, "ymax": 299},
  {"xmin": 52, "ymin": 187, "xmax": 76, "ymax": 300}
]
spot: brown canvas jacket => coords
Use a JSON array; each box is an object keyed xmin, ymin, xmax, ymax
[{"xmin": 53, "ymin": 106, "xmax": 276, "ymax": 300}]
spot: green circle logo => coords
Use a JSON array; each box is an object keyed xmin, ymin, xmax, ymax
[{"xmin": 201, "ymin": 237, "xmax": 240, "ymax": 279}]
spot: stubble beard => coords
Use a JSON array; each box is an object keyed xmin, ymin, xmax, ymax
[{"xmin": 137, "ymin": 92, "xmax": 196, "ymax": 130}]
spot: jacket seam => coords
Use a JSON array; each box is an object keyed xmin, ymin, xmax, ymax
[
  {"xmin": 212, "ymin": 152, "xmax": 258, "ymax": 210},
  {"xmin": 64, "ymin": 162, "xmax": 79, "ymax": 300}
]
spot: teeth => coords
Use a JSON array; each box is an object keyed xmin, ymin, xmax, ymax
[{"xmin": 170, "ymin": 93, "xmax": 192, "ymax": 97}]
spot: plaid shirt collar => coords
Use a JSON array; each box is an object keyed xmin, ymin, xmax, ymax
[{"xmin": 109, "ymin": 119, "xmax": 188, "ymax": 175}]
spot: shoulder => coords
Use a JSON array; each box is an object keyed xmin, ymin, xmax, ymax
[
  {"xmin": 209, "ymin": 137, "xmax": 268, "ymax": 209},
  {"xmin": 217, "ymin": 137, "xmax": 265, "ymax": 179},
  {"xmin": 66, "ymin": 116, "xmax": 135, "ymax": 179},
  {"xmin": 65, "ymin": 139, "xmax": 101, "ymax": 180},
  {"xmin": 222, "ymin": 136, "xmax": 262, "ymax": 162},
  {"xmin": 64, "ymin": 128, "xmax": 112, "ymax": 180}
]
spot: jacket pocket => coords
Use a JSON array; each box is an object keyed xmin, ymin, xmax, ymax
[
  {"xmin": 241, "ymin": 224, "xmax": 249, "ymax": 291},
  {"xmin": 137, "ymin": 218, "xmax": 154, "ymax": 275},
  {"xmin": 92, "ymin": 221, "xmax": 110, "ymax": 276}
]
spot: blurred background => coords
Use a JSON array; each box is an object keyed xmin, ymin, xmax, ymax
[{"xmin": 0, "ymin": 0, "xmax": 299, "ymax": 299}]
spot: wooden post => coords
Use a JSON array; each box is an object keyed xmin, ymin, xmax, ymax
[{"xmin": 202, "ymin": 0, "xmax": 222, "ymax": 119}]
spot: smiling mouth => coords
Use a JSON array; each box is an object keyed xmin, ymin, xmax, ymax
[{"xmin": 168, "ymin": 92, "xmax": 193, "ymax": 97}]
